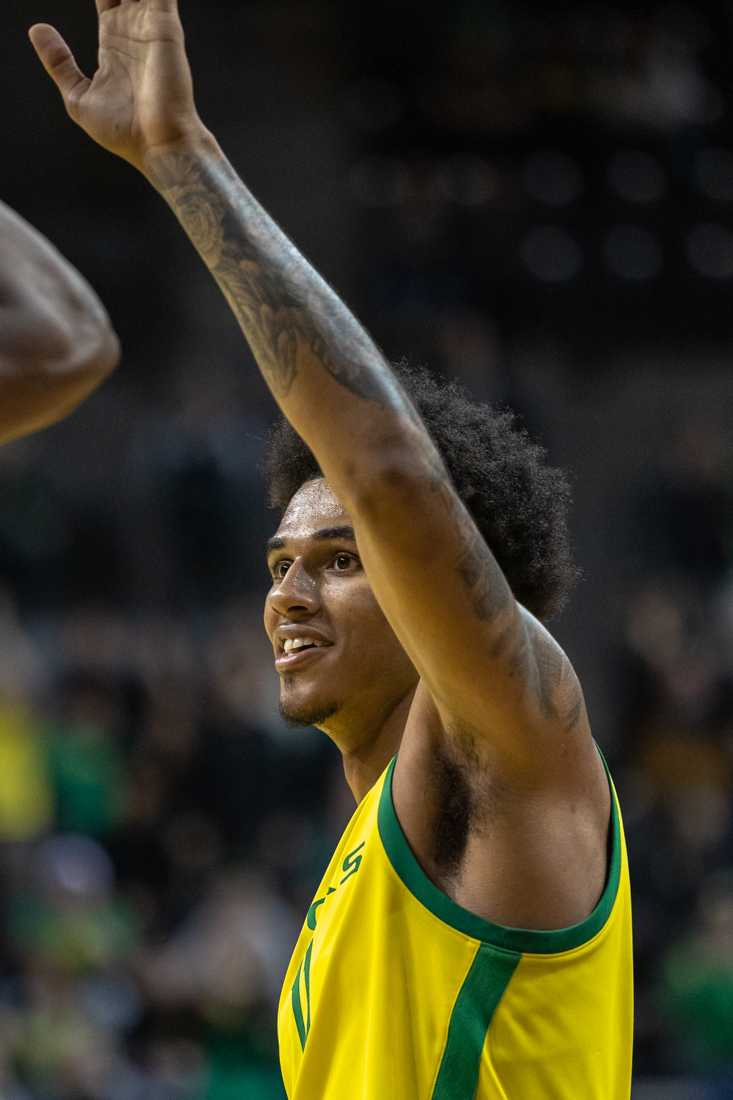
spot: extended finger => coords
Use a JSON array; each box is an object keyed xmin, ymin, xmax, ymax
[{"xmin": 28, "ymin": 24, "xmax": 91, "ymax": 111}]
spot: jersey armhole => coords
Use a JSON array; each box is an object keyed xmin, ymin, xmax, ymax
[{"xmin": 376, "ymin": 741, "xmax": 622, "ymax": 955}]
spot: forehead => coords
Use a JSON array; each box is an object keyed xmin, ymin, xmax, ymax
[{"xmin": 274, "ymin": 478, "xmax": 350, "ymax": 541}]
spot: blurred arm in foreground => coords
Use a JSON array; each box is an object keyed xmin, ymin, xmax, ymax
[{"xmin": 0, "ymin": 199, "xmax": 120, "ymax": 445}]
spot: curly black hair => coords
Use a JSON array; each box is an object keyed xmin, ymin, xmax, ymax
[{"xmin": 263, "ymin": 359, "xmax": 580, "ymax": 622}]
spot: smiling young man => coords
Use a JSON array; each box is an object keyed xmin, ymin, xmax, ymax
[{"xmin": 30, "ymin": 3, "xmax": 633, "ymax": 1096}]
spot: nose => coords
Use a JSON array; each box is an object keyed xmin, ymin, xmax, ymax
[{"xmin": 267, "ymin": 559, "xmax": 320, "ymax": 618}]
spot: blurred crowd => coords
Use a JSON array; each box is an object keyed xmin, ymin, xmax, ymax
[
  {"xmin": 2, "ymin": 0, "xmax": 733, "ymax": 1095},
  {"xmin": 0, "ymin": 359, "xmax": 730, "ymax": 1099},
  {"xmin": 0, "ymin": 589, "xmax": 349, "ymax": 1099},
  {"xmin": 612, "ymin": 413, "xmax": 733, "ymax": 1085}
]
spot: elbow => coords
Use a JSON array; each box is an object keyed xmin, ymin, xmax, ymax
[
  {"xmin": 57, "ymin": 307, "xmax": 122, "ymax": 378},
  {"xmin": 3, "ymin": 303, "xmax": 122, "ymax": 380},
  {"xmin": 35, "ymin": 321, "xmax": 121, "ymax": 400},
  {"xmin": 0, "ymin": 322, "xmax": 122, "ymax": 444},
  {"xmin": 360, "ymin": 420, "xmax": 449, "ymax": 503},
  {"xmin": 85, "ymin": 323, "xmax": 122, "ymax": 378},
  {"xmin": 51, "ymin": 321, "xmax": 122, "ymax": 410},
  {"xmin": 48, "ymin": 320, "xmax": 122, "ymax": 391},
  {"xmin": 347, "ymin": 453, "xmax": 434, "ymax": 517}
]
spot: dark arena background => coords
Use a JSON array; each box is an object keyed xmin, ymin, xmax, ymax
[{"xmin": 2, "ymin": 1, "xmax": 733, "ymax": 1097}]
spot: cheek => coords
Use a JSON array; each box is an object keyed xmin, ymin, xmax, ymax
[{"xmin": 339, "ymin": 592, "xmax": 401, "ymax": 661}]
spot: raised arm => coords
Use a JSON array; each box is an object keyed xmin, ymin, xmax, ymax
[
  {"xmin": 0, "ymin": 200, "xmax": 120, "ymax": 445},
  {"xmin": 30, "ymin": 1, "xmax": 595, "ymax": 785},
  {"xmin": 139, "ymin": 146, "xmax": 594, "ymax": 775}
]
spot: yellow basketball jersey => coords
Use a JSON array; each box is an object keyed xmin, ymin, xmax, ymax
[{"xmin": 278, "ymin": 746, "xmax": 633, "ymax": 1099}]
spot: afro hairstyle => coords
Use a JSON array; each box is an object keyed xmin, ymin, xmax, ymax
[{"xmin": 263, "ymin": 359, "xmax": 580, "ymax": 622}]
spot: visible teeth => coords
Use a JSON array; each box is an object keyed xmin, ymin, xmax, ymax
[{"xmin": 283, "ymin": 637, "xmax": 322, "ymax": 654}]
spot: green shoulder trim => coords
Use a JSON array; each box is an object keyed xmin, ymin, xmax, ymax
[{"xmin": 377, "ymin": 743, "xmax": 621, "ymax": 955}]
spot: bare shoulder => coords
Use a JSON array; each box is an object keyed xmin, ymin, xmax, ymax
[{"xmin": 392, "ymin": 674, "xmax": 612, "ymax": 932}]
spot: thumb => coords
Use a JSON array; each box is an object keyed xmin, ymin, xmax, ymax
[{"xmin": 29, "ymin": 24, "xmax": 91, "ymax": 114}]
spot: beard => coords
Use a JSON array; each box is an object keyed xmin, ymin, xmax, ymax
[{"xmin": 278, "ymin": 690, "xmax": 341, "ymax": 730}]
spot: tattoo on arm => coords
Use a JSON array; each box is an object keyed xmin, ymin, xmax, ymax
[
  {"xmin": 534, "ymin": 637, "xmax": 586, "ymax": 732},
  {"xmin": 425, "ymin": 451, "xmax": 583, "ymax": 727},
  {"xmin": 425, "ymin": 454, "xmax": 515, "ymax": 623},
  {"xmin": 149, "ymin": 151, "xmax": 584, "ymax": 735},
  {"xmin": 146, "ymin": 150, "xmax": 418, "ymax": 416}
]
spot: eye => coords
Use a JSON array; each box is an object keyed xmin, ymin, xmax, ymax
[
  {"xmin": 332, "ymin": 553, "xmax": 358, "ymax": 572},
  {"xmin": 271, "ymin": 559, "xmax": 291, "ymax": 580}
]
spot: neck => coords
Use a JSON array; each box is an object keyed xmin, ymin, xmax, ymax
[{"xmin": 335, "ymin": 685, "xmax": 417, "ymax": 804}]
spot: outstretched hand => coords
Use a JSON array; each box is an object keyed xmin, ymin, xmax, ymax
[{"xmin": 29, "ymin": 0, "xmax": 204, "ymax": 173}]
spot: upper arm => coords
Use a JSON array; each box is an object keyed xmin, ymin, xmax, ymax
[{"xmin": 346, "ymin": 443, "xmax": 589, "ymax": 780}]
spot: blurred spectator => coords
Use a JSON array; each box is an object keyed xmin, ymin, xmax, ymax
[{"xmin": 656, "ymin": 869, "xmax": 733, "ymax": 1091}]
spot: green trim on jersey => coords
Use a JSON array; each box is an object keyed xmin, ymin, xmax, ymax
[
  {"xmin": 377, "ymin": 746, "xmax": 621, "ymax": 955},
  {"xmin": 291, "ymin": 959, "xmax": 306, "ymax": 1049},
  {"xmin": 432, "ymin": 942, "xmax": 520, "ymax": 1099},
  {"xmin": 291, "ymin": 942, "xmax": 314, "ymax": 1051},
  {"xmin": 303, "ymin": 940, "xmax": 313, "ymax": 1036}
]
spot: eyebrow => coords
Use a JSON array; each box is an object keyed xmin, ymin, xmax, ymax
[{"xmin": 265, "ymin": 525, "xmax": 357, "ymax": 556}]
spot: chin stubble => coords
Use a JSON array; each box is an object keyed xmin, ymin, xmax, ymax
[{"xmin": 278, "ymin": 695, "xmax": 341, "ymax": 730}]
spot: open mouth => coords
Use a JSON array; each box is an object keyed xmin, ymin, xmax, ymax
[{"xmin": 275, "ymin": 643, "xmax": 332, "ymax": 671}]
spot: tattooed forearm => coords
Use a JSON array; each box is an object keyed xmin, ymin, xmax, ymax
[{"xmin": 144, "ymin": 146, "xmax": 418, "ymax": 425}]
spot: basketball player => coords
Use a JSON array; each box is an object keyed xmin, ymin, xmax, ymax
[
  {"xmin": 0, "ymin": 198, "xmax": 119, "ymax": 443},
  {"xmin": 30, "ymin": 3, "xmax": 633, "ymax": 1095}
]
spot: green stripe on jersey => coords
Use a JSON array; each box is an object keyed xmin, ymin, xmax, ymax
[
  {"xmin": 303, "ymin": 940, "xmax": 313, "ymax": 1036},
  {"xmin": 432, "ymin": 943, "xmax": 520, "ymax": 1099},
  {"xmin": 291, "ymin": 957, "xmax": 307, "ymax": 1050}
]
